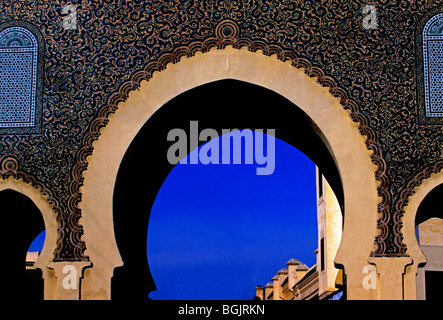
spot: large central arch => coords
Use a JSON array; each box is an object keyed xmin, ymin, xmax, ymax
[
  {"xmin": 112, "ymin": 78, "xmax": 344, "ymax": 300},
  {"xmin": 79, "ymin": 46, "xmax": 380, "ymax": 300}
]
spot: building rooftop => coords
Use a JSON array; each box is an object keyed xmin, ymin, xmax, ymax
[
  {"xmin": 286, "ymin": 258, "xmax": 301, "ymax": 265},
  {"xmin": 25, "ymin": 251, "xmax": 40, "ymax": 267},
  {"xmin": 26, "ymin": 251, "xmax": 40, "ymax": 263},
  {"xmin": 277, "ymin": 268, "xmax": 288, "ymax": 274},
  {"xmin": 297, "ymin": 263, "xmax": 309, "ymax": 270}
]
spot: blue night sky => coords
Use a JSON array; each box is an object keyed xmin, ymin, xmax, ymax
[
  {"xmin": 29, "ymin": 131, "xmax": 319, "ymax": 300},
  {"xmin": 29, "ymin": 232, "xmax": 45, "ymax": 252},
  {"xmin": 147, "ymin": 131, "xmax": 318, "ymax": 300}
]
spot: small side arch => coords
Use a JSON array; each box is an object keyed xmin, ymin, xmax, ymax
[
  {"xmin": 402, "ymin": 170, "xmax": 443, "ymax": 299},
  {"xmin": 0, "ymin": 177, "xmax": 58, "ymax": 300}
]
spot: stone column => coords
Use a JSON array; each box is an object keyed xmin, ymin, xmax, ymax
[
  {"xmin": 255, "ymin": 286, "xmax": 264, "ymax": 300},
  {"xmin": 286, "ymin": 258, "xmax": 300, "ymax": 290},
  {"xmin": 264, "ymin": 282, "xmax": 273, "ymax": 300},
  {"xmin": 272, "ymin": 275, "xmax": 280, "ymax": 300}
]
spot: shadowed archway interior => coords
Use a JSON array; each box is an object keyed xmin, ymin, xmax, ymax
[
  {"xmin": 0, "ymin": 189, "xmax": 45, "ymax": 300},
  {"xmin": 415, "ymin": 183, "xmax": 443, "ymax": 226},
  {"xmin": 111, "ymin": 79, "xmax": 344, "ymax": 300},
  {"xmin": 414, "ymin": 183, "xmax": 443, "ymax": 301}
]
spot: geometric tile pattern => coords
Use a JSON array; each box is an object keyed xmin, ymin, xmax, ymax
[
  {"xmin": 423, "ymin": 13, "xmax": 443, "ymax": 117},
  {"xmin": 0, "ymin": 27, "xmax": 37, "ymax": 128}
]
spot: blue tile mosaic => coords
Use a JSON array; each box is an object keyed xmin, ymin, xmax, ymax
[
  {"xmin": 0, "ymin": 26, "xmax": 41, "ymax": 134},
  {"xmin": 423, "ymin": 13, "xmax": 443, "ymax": 118}
]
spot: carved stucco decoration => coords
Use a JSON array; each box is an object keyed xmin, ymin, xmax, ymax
[{"xmin": 0, "ymin": 1, "xmax": 442, "ymax": 261}]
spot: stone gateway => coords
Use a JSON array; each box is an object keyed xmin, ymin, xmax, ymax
[{"xmin": 0, "ymin": 1, "xmax": 442, "ymax": 300}]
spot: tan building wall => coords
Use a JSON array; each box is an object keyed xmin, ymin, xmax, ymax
[
  {"xmin": 316, "ymin": 168, "xmax": 343, "ymax": 299},
  {"xmin": 254, "ymin": 167, "xmax": 344, "ymax": 301},
  {"xmin": 254, "ymin": 170, "xmax": 443, "ymax": 301},
  {"xmin": 418, "ymin": 218, "xmax": 443, "ymax": 246}
]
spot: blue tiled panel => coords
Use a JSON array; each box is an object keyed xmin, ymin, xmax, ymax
[
  {"xmin": 423, "ymin": 13, "xmax": 443, "ymax": 118},
  {"xmin": 0, "ymin": 26, "xmax": 40, "ymax": 134}
]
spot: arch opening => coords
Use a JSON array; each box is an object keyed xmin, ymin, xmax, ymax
[
  {"xmin": 148, "ymin": 131, "xmax": 320, "ymax": 299},
  {"xmin": 0, "ymin": 189, "xmax": 45, "ymax": 300},
  {"xmin": 111, "ymin": 79, "xmax": 344, "ymax": 300},
  {"xmin": 414, "ymin": 183, "xmax": 443, "ymax": 301},
  {"xmin": 415, "ymin": 183, "xmax": 443, "ymax": 226}
]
